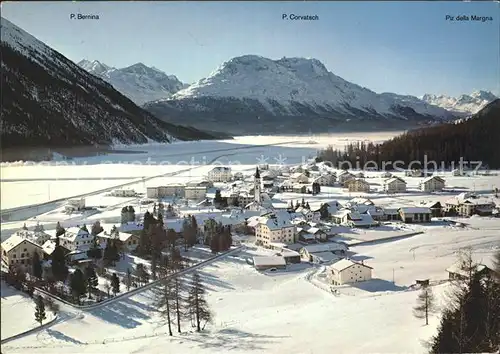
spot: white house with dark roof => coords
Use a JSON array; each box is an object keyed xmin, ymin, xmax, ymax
[
  {"xmin": 420, "ymin": 176, "xmax": 445, "ymax": 192},
  {"xmin": 383, "ymin": 177, "xmax": 407, "ymax": 193},
  {"xmin": 329, "ymin": 259, "xmax": 373, "ymax": 285},
  {"xmin": 207, "ymin": 166, "xmax": 232, "ymax": 182},
  {"xmin": 58, "ymin": 226, "xmax": 94, "ymax": 251}
]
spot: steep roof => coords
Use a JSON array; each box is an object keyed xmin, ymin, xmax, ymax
[{"xmin": 330, "ymin": 258, "xmax": 373, "ymax": 271}]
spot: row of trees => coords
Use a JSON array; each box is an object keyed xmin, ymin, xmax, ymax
[
  {"xmin": 317, "ymin": 99, "xmax": 500, "ymax": 170},
  {"xmin": 155, "ymin": 265, "xmax": 212, "ymax": 335},
  {"xmin": 287, "ymin": 198, "xmax": 311, "ymax": 211},
  {"xmin": 413, "ymin": 249, "xmax": 500, "ymax": 353}
]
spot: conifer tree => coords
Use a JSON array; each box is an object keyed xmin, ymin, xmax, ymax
[
  {"xmin": 70, "ymin": 269, "xmax": 86, "ymax": 304},
  {"xmin": 85, "ymin": 266, "xmax": 98, "ymax": 299},
  {"xmin": 32, "ymin": 252, "xmax": 43, "ymax": 279},
  {"xmin": 413, "ymin": 285, "xmax": 436, "ymax": 325},
  {"xmin": 51, "ymin": 235, "xmax": 68, "ymax": 282},
  {"xmin": 111, "ymin": 273, "xmax": 120, "ymax": 296},
  {"xmin": 34, "ymin": 295, "xmax": 46, "ymax": 326}
]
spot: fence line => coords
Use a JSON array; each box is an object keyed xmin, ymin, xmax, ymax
[{"xmin": 1, "ymin": 315, "xmax": 59, "ymax": 345}]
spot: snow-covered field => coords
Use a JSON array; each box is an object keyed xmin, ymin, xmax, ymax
[
  {"xmin": 1, "ymin": 133, "xmax": 401, "ymax": 210},
  {"xmin": 3, "ymin": 222, "xmax": 499, "ymax": 354},
  {"xmin": 1, "ymin": 282, "xmax": 55, "ymax": 340}
]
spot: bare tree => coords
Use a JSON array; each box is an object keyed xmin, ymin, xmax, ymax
[
  {"xmin": 155, "ymin": 277, "xmax": 174, "ymax": 336},
  {"xmin": 173, "ymin": 275, "xmax": 187, "ymax": 333},
  {"xmin": 413, "ymin": 285, "xmax": 436, "ymax": 325},
  {"xmin": 104, "ymin": 281, "xmax": 111, "ymax": 298},
  {"xmin": 187, "ymin": 272, "xmax": 213, "ymax": 332}
]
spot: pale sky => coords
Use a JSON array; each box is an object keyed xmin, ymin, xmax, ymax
[{"xmin": 2, "ymin": 1, "xmax": 499, "ymax": 97}]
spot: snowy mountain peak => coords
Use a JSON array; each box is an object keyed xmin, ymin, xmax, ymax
[
  {"xmin": 77, "ymin": 59, "xmax": 112, "ymax": 75},
  {"xmin": 78, "ymin": 60, "xmax": 187, "ymax": 105},
  {"xmin": 170, "ymin": 54, "xmax": 453, "ymax": 122},
  {"xmin": 421, "ymin": 91, "xmax": 498, "ymax": 114}
]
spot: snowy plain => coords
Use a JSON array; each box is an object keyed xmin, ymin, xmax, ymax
[
  {"xmin": 2, "ymin": 222, "xmax": 499, "ymax": 354},
  {"xmin": 1, "ymin": 132, "xmax": 500, "ymax": 353}
]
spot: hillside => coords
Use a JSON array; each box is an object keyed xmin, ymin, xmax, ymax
[
  {"xmin": 318, "ymin": 99, "xmax": 500, "ymax": 169},
  {"xmin": 144, "ymin": 55, "xmax": 458, "ymax": 134},
  {"xmin": 0, "ymin": 18, "xmax": 218, "ymax": 157},
  {"xmin": 78, "ymin": 60, "xmax": 188, "ymax": 105}
]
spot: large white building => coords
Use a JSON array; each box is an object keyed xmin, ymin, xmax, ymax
[
  {"xmin": 420, "ymin": 176, "xmax": 445, "ymax": 192},
  {"xmin": 255, "ymin": 212, "xmax": 297, "ymax": 247},
  {"xmin": 58, "ymin": 226, "xmax": 94, "ymax": 251},
  {"xmin": 207, "ymin": 166, "xmax": 232, "ymax": 182},
  {"xmin": 146, "ymin": 184, "xmax": 185, "ymax": 199},
  {"xmin": 329, "ymin": 259, "xmax": 373, "ymax": 285},
  {"xmin": 444, "ymin": 194, "xmax": 496, "ymax": 216},
  {"xmin": 383, "ymin": 177, "xmax": 407, "ymax": 193}
]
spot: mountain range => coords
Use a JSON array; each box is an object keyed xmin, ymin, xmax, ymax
[
  {"xmin": 77, "ymin": 59, "xmax": 188, "ymax": 105},
  {"xmin": 421, "ymin": 91, "xmax": 497, "ymax": 114},
  {"xmin": 0, "ymin": 17, "xmax": 220, "ymax": 159}
]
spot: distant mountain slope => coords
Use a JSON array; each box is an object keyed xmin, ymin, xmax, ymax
[
  {"xmin": 144, "ymin": 55, "xmax": 458, "ymax": 134},
  {"xmin": 421, "ymin": 91, "xmax": 498, "ymax": 115},
  {"xmin": 78, "ymin": 60, "xmax": 187, "ymax": 105},
  {"xmin": 0, "ymin": 17, "xmax": 217, "ymax": 152},
  {"xmin": 318, "ymin": 99, "xmax": 500, "ymax": 169}
]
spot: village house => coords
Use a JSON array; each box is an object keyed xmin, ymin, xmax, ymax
[
  {"xmin": 446, "ymin": 262, "xmax": 493, "ymax": 280},
  {"xmin": 252, "ymin": 256, "xmax": 287, "ymax": 271},
  {"xmin": 366, "ymin": 206, "xmax": 386, "ymax": 221},
  {"xmin": 295, "ymin": 207, "xmax": 321, "ymax": 223},
  {"xmin": 65, "ymin": 198, "xmax": 86, "ymax": 213},
  {"xmin": 96, "ymin": 230, "xmax": 141, "ymax": 252},
  {"xmin": 398, "ymin": 207, "xmax": 432, "ymax": 223},
  {"xmin": 110, "ymin": 188, "xmax": 136, "ymax": 197},
  {"xmin": 146, "ymin": 184, "xmax": 185, "ymax": 199},
  {"xmin": 405, "ymin": 169, "xmax": 423, "ymax": 177},
  {"xmin": 185, "ymin": 186, "xmax": 208, "ymax": 201},
  {"xmin": 329, "ymin": 259, "xmax": 373, "ymax": 285},
  {"xmin": 420, "ymin": 176, "xmax": 445, "ymax": 192},
  {"xmin": 1, "ymin": 235, "xmax": 45, "ymax": 269},
  {"xmin": 290, "ymin": 172, "xmax": 309, "ymax": 184},
  {"xmin": 255, "ymin": 212, "xmax": 297, "ymax": 247},
  {"xmin": 207, "ymin": 166, "xmax": 232, "ymax": 182},
  {"xmin": 451, "ymin": 169, "xmax": 465, "ymax": 176},
  {"xmin": 58, "ymin": 226, "xmax": 95, "ymax": 251},
  {"xmin": 14, "ymin": 224, "xmax": 51, "ymax": 245},
  {"xmin": 444, "ymin": 194, "xmax": 496, "ymax": 217},
  {"xmin": 383, "ymin": 177, "xmax": 407, "ymax": 194},
  {"xmin": 345, "ymin": 178, "xmax": 370, "ymax": 193},
  {"xmin": 419, "ymin": 201, "xmax": 444, "ymax": 217},
  {"xmin": 382, "ymin": 208, "xmax": 401, "ymax": 221},
  {"xmin": 338, "ymin": 171, "xmax": 355, "ymax": 186},
  {"xmin": 297, "ymin": 226, "xmax": 328, "ymax": 242},
  {"xmin": 292, "ymin": 185, "xmax": 308, "ymax": 194},
  {"xmin": 299, "ymin": 243, "xmax": 348, "ymax": 264},
  {"xmin": 332, "ymin": 209, "xmax": 378, "ymax": 228},
  {"xmin": 313, "ymin": 173, "xmax": 336, "ymax": 186}
]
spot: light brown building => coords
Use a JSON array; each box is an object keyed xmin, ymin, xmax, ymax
[{"xmin": 1, "ymin": 235, "xmax": 45, "ymax": 269}]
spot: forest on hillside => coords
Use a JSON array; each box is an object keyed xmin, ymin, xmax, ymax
[{"xmin": 317, "ymin": 99, "xmax": 500, "ymax": 170}]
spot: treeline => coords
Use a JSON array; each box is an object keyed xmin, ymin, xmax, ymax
[
  {"xmin": 317, "ymin": 99, "xmax": 500, "ymax": 169},
  {"xmin": 428, "ymin": 250, "xmax": 500, "ymax": 353}
]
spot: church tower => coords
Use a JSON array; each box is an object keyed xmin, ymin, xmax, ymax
[{"xmin": 254, "ymin": 166, "xmax": 262, "ymax": 204}]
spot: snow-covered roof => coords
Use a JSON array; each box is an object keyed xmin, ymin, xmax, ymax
[
  {"xmin": 209, "ymin": 166, "xmax": 231, "ymax": 172},
  {"xmin": 253, "ymin": 256, "xmax": 286, "ymax": 267},
  {"xmin": 311, "ymin": 251, "xmax": 341, "ymax": 263},
  {"xmin": 384, "ymin": 177, "xmax": 407, "ymax": 185},
  {"xmin": 421, "ymin": 175, "xmax": 445, "ymax": 184},
  {"xmin": 330, "ymin": 259, "xmax": 372, "ymax": 272},
  {"xmin": 41, "ymin": 240, "xmax": 57, "ymax": 255},
  {"xmin": 399, "ymin": 207, "xmax": 431, "ymax": 214},
  {"xmin": 1, "ymin": 235, "xmax": 42, "ymax": 253},
  {"xmin": 301, "ymin": 243, "xmax": 347, "ymax": 254},
  {"xmin": 97, "ymin": 230, "xmax": 136, "ymax": 242}
]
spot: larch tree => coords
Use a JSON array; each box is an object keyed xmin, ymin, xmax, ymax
[
  {"xmin": 413, "ymin": 285, "xmax": 436, "ymax": 325},
  {"xmin": 187, "ymin": 272, "xmax": 213, "ymax": 332}
]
